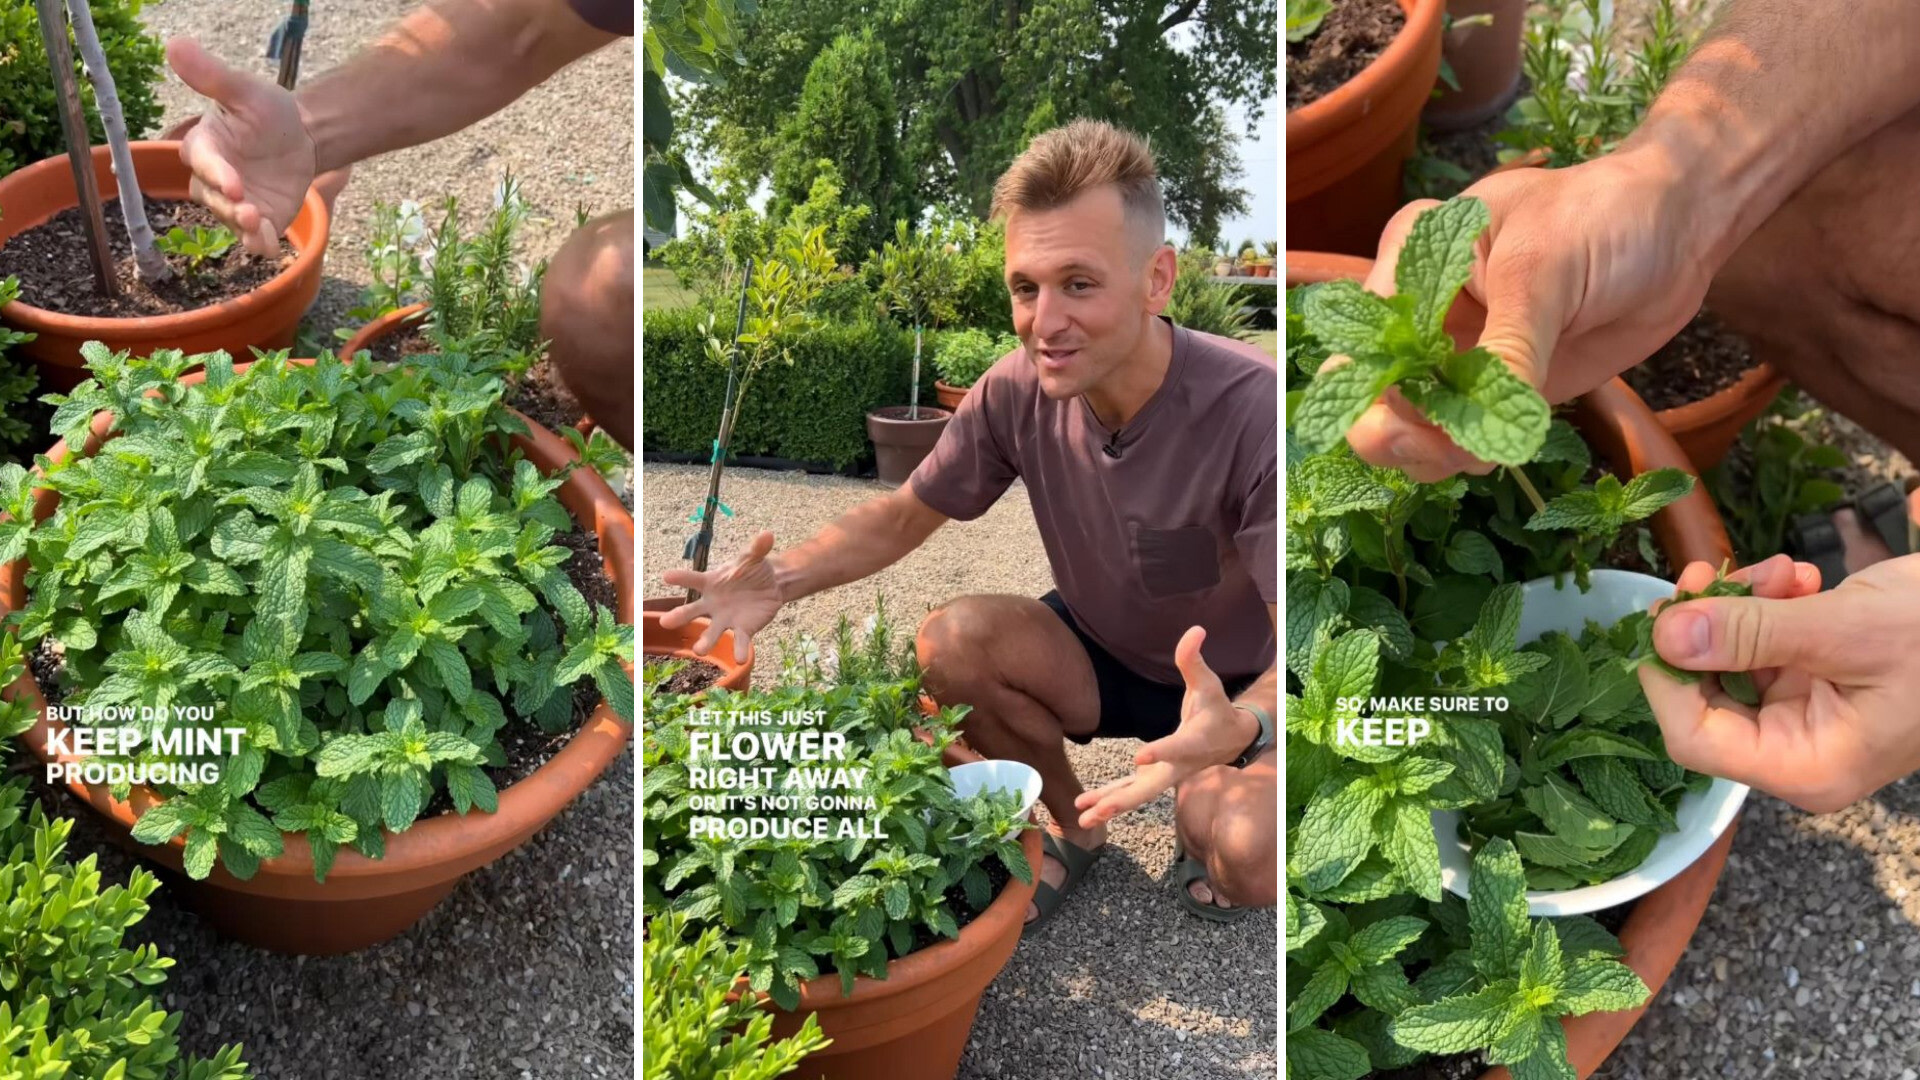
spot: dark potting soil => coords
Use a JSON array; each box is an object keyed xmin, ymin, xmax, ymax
[
  {"xmin": 0, "ymin": 199, "xmax": 295, "ymax": 318},
  {"xmin": 1622, "ymin": 310, "xmax": 1759, "ymax": 412},
  {"xmin": 369, "ymin": 322, "xmax": 588, "ymax": 433},
  {"xmin": 655, "ymin": 659, "xmax": 723, "ymax": 695},
  {"xmin": 1287, "ymin": 0, "xmax": 1407, "ymax": 110}
]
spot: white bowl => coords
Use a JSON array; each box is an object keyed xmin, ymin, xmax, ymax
[
  {"xmin": 946, "ymin": 760, "xmax": 1043, "ymax": 842},
  {"xmin": 1435, "ymin": 569, "xmax": 1750, "ymax": 916}
]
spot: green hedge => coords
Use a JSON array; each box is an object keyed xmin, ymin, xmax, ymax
[{"xmin": 642, "ymin": 307, "xmax": 941, "ymax": 470}]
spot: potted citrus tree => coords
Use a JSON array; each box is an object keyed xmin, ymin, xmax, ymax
[{"xmin": 867, "ymin": 219, "xmax": 957, "ymax": 486}]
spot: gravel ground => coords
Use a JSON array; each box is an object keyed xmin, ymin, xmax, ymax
[
  {"xmin": 640, "ymin": 465, "xmax": 1280, "ymax": 1080},
  {"xmin": 26, "ymin": 4, "xmax": 638, "ymax": 1079}
]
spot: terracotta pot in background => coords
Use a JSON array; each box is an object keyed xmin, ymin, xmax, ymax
[
  {"xmin": 1481, "ymin": 153, "xmax": 1785, "ymax": 467},
  {"xmin": 1288, "ymin": 252, "xmax": 1740, "ymax": 1079},
  {"xmin": 0, "ymin": 144, "xmax": 329, "ymax": 392},
  {"xmin": 1425, "ymin": 0, "xmax": 1529, "ymax": 130},
  {"xmin": 641, "ymin": 609, "xmax": 755, "ymax": 691},
  {"xmin": 1287, "ymin": 0, "xmax": 1444, "ymax": 256},
  {"xmin": 866, "ymin": 406, "xmax": 951, "ymax": 487},
  {"xmin": 933, "ymin": 380, "xmax": 968, "ymax": 410},
  {"xmin": 3, "ymin": 359, "xmax": 633, "ymax": 955},
  {"xmin": 750, "ymin": 821, "xmax": 1041, "ymax": 1080}
]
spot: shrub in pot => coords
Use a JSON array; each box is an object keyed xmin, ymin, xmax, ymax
[
  {"xmin": 1288, "ymin": 0, "xmax": 1445, "ymax": 254},
  {"xmin": 867, "ymin": 220, "xmax": 955, "ymax": 486},
  {"xmin": 1491, "ymin": 0, "xmax": 1778, "ymax": 467},
  {"xmin": 642, "ymin": 911, "xmax": 832, "ymax": 1079},
  {"xmin": 1284, "ymin": 198, "xmax": 1746, "ymax": 1079},
  {"xmin": 0, "ymin": 343, "xmax": 635, "ymax": 954},
  {"xmin": 930, "ymin": 327, "xmax": 1018, "ymax": 410},
  {"xmin": 643, "ymin": 609, "xmax": 1039, "ymax": 1080}
]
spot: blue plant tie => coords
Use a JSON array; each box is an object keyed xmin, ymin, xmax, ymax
[
  {"xmin": 711, "ymin": 439, "xmax": 725, "ymax": 465},
  {"xmin": 687, "ymin": 501, "xmax": 734, "ymax": 524}
]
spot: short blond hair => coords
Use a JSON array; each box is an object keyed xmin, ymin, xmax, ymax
[{"xmin": 990, "ymin": 119, "xmax": 1166, "ymax": 248}]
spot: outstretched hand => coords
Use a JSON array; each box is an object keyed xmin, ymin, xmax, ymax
[
  {"xmin": 167, "ymin": 38, "xmax": 317, "ymax": 256},
  {"xmin": 658, "ymin": 531, "xmax": 784, "ymax": 664},
  {"xmin": 1641, "ymin": 504, "xmax": 1920, "ymax": 814},
  {"xmin": 1073, "ymin": 627, "xmax": 1258, "ymax": 829}
]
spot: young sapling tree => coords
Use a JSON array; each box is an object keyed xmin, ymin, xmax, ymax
[
  {"xmin": 875, "ymin": 219, "xmax": 959, "ymax": 420},
  {"xmin": 62, "ymin": 0, "xmax": 169, "ymax": 281}
]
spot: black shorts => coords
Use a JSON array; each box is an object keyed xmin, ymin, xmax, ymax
[{"xmin": 1039, "ymin": 591, "xmax": 1258, "ymax": 745}]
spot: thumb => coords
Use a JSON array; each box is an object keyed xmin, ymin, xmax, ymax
[
  {"xmin": 167, "ymin": 38, "xmax": 249, "ymax": 107},
  {"xmin": 743, "ymin": 530, "xmax": 775, "ymax": 564},
  {"xmin": 1471, "ymin": 242, "xmax": 1562, "ymax": 395},
  {"xmin": 1173, "ymin": 626, "xmax": 1224, "ymax": 697},
  {"xmin": 1653, "ymin": 592, "xmax": 1867, "ymax": 679}
]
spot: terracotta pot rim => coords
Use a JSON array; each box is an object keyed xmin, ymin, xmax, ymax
[
  {"xmin": 2, "ymin": 357, "xmax": 635, "ymax": 889},
  {"xmin": 0, "ymin": 143, "xmax": 331, "ymax": 339},
  {"xmin": 339, "ymin": 302, "xmax": 431, "ymax": 361},
  {"xmin": 640, "ymin": 607, "xmax": 755, "ymax": 692},
  {"xmin": 1651, "ymin": 362, "xmax": 1786, "ymax": 432},
  {"xmin": 1286, "ymin": 0, "xmax": 1445, "ymax": 144},
  {"xmin": 932, "ymin": 379, "xmax": 970, "ymax": 393}
]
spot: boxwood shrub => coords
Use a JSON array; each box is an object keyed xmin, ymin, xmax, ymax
[{"xmin": 641, "ymin": 306, "xmax": 939, "ymax": 470}]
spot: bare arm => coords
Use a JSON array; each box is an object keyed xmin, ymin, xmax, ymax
[
  {"xmin": 768, "ymin": 487, "xmax": 949, "ymax": 603},
  {"xmin": 298, "ymin": 0, "xmax": 617, "ymax": 173}
]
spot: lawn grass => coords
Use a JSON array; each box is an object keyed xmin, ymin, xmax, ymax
[
  {"xmin": 1250, "ymin": 329, "xmax": 1277, "ymax": 357},
  {"xmin": 643, "ymin": 266, "xmax": 696, "ymax": 310}
]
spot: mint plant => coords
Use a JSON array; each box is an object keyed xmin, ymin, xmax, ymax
[
  {"xmin": 642, "ymin": 912, "xmax": 831, "ymax": 1080},
  {"xmin": 643, "ymin": 608, "xmax": 1034, "ymax": 1012},
  {"xmin": 0, "ymin": 273, "xmax": 38, "ymax": 460},
  {"xmin": 1287, "ymin": 0, "xmax": 1332, "ymax": 43},
  {"xmin": 154, "ymin": 224, "xmax": 238, "ymax": 281},
  {"xmin": 5, "ymin": 343, "xmax": 633, "ymax": 882},
  {"xmin": 1287, "ymin": 198, "xmax": 1703, "ymax": 1078}
]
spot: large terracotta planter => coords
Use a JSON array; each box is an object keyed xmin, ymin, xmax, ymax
[
  {"xmin": 0, "ymin": 143, "xmax": 329, "ymax": 392},
  {"xmin": 1287, "ymin": 0, "xmax": 1444, "ymax": 256},
  {"xmin": 1425, "ymin": 0, "xmax": 1529, "ymax": 130},
  {"xmin": 866, "ymin": 406, "xmax": 951, "ymax": 486},
  {"xmin": 1482, "ymin": 154, "xmax": 1785, "ymax": 467},
  {"xmin": 641, "ymin": 608, "xmax": 755, "ymax": 691},
  {"xmin": 1, "ymin": 359, "xmax": 633, "ymax": 955},
  {"xmin": 749, "ymin": 810, "xmax": 1041, "ymax": 1080},
  {"xmin": 343, "ymin": 301, "xmax": 599, "ymax": 437},
  {"xmin": 1288, "ymin": 253, "xmax": 1739, "ymax": 1078},
  {"xmin": 934, "ymin": 380, "xmax": 968, "ymax": 410}
]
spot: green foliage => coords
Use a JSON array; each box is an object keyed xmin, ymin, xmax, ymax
[
  {"xmin": 0, "ymin": 276, "xmax": 40, "ymax": 461},
  {"xmin": 1165, "ymin": 249, "xmax": 1255, "ymax": 342},
  {"xmin": 931, "ymin": 328, "xmax": 1017, "ymax": 390},
  {"xmin": 154, "ymin": 225, "xmax": 236, "ymax": 279},
  {"xmin": 417, "ymin": 175, "xmax": 547, "ymax": 372},
  {"xmin": 642, "ymin": 0, "xmax": 747, "ymax": 232},
  {"xmin": 1286, "ymin": 199, "xmax": 1694, "ymax": 1078},
  {"xmin": 1287, "ymin": 0, "xmax": 1332, "ymax": 43},
  {"xmin": 643, "ymin": 608, "xmax": 1034, "ymax": 1012},
  {"xmin": 874, "ymin": 220, "xmax": 959, "ymax": 334},
  {"xmin": 642, "ymin": 305, "xmax": 928, "ymax": 468},
  {"xmin": 1704, "ymin": 391, "xmax": 1848, "ymax": 563},
  {"xmin": 938, "ymin": 214, "xmax": 1011, "ymax": 334},
  {"xmin": 0, "ymin": 0, "xmax": 165, "ymax": 180},
  {"xmin": 1497, "ymin": 0, "xmax": 1692, "ymax": 167},
  {"xmin": 768, "ymin": 30, "xmax": 910, "ymax": 259},
  {"xmin": 643, "ymin": 911, "xmax": 830, "ymax": 1080},
  {"xmin": 677, "ymin": 0, "xmax": 1273, "ymax": 237},
  {"xmin": 340, "ymin": 199, "xmax": 429, "ymax": 326},
  {"xmin": 6, "ymin": 344, "xmax": 633, "ymax": 882}
]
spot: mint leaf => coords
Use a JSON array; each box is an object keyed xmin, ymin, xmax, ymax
[
  {"xmin": 1294, "ymin": 360, "xmax": 1396, "ymax": 454},
  {"xmin": 1295, "ymin": 776, "xmax": 1389, "ymax": 893},
  {"xmin": 1403, "ymin": 347, "xmax": 1551, "ymax": 466},
  {"xmin": 1285, "ymin": 1026, "xmax": 1372, "ymax": 1080},
  {"xmin": 1394, "ymin": 196, "xmax": 1488, "ymax": 338},
  {"xmin": 1619, "ymin": 468, "xmax": 1695, "ymax": 520},
  {"xmin": 1392, "ymin": 981, "xmax": 1516, "ymax": 1054},
  {"xmin": 1469, "ymin": 838, "xmax": 1530, "ymax": 979}
]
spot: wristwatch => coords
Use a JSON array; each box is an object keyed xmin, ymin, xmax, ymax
[{"xmin": 1230, "ymin": 702, "xmax": 1274, "ymax": 768}]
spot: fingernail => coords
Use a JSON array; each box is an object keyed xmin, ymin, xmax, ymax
[
  {"xmin": 1389, "ymin": 435, "xmax": 1419, "ymax": 463},
  {"xmin": 1747, "ymin": 558, "xmax": 1779, "ymax": 588},
  {"xmin": 1668, "ymin": 610, "xmax": 1712, "ymax": 660},
  {"xmin": 1796, "ymin": 564, "xmax": 1818, "ymax": 588}
]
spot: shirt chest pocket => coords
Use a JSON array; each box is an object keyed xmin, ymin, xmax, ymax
[{"xmin": 1130, "ymin": 523, "xmax": 1223, "ymax": 598}]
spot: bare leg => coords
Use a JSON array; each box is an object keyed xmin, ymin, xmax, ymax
[
  {"xmin": 1174, "ymin": 746, "xmax": 1278, "ymax": 910},
  {"xmin": 916, "ymin": 595, "xmax": 1103, "ymax": 923},
  {"xmin": 541, "ymin": 209, "xmax": 634, "ymax": 448}
]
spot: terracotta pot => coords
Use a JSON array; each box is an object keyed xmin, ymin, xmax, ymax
[
  {"xmin": 866, "ymin": 406, "xmax": 951, "ymax": 486},
  {"xmin": 748, "ymin": 819, "xmax": 1041, "ymax": 1080},
  {"xmin": 160, "ymin": 115, "xmax": 352, "ymax": 213},
  {"xmin": 339, "ymin": 301, "xmax": 429, "ymax": 361},
  {"xmin": 1425, "ymin": 0, "xmax": 1529, "ymax": 130},
  {"xmin": 640, "ymin": 608, "xmax": 755, "ymax": 692},
  {"xmin": 1287, "ymin": 0, "xmax": 1445, "ymax": 255},
  {"xmin": 1288, "ymin": 253, "xmax": 1740, "ymax": 1078},
  {"xmin": 933, "ymin": 379, "xmax": 968, "ymax": 410},
  {"xmin": 0, "ymin": 143, "xmax": 330, "ymax": 392},
  {"xmin": 1, "ymin": 358, "xmax": 634, "ymax": 955},
  {"xmin": 1480, "ymin": 153, "xmax": 1785, "ymax": 467}
]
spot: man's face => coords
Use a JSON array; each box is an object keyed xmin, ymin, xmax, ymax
[{"xmin": 1002, "ymin": 187, "xmax": 1174, "ymax": 402}]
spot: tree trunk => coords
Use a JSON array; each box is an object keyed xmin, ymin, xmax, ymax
[{"xmin": 66, "ymin": 0, "xmax": 169, "ymax": 282}]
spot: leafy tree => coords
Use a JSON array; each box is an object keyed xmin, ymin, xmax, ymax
[
  {"xmin": 675, "ymin": 0, "xmax": 1276, "ymax": 234},
  {"xmin": 642, "ymin": 0, "xmax": 752, "ymax": 233},
  {"xmin": 769, "ymin": 29, "xmax": 911, "ymax": 257}
]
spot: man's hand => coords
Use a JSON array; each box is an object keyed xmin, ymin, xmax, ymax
[
  {"xmin": 1073, "ymin": 627, "xmax": 1259, "ymax": 829},
  {"xmin": 1342, "ymin": 152, "xmax": 1720, "ymax": 481},
  {"xmin": 658, "ymin": 531, "xmax": 785, "ymax": 664},
  {"xmin": 1641, "ymin": 501, "xmax": 1920, "ymax": 815},
  {"xmin": 167, "ymin": 38, "xmax": 318, "ymax": 256}
]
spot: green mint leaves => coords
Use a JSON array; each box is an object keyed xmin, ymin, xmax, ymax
[
  {"xmin": 1287, "ymin": 0, "xmax": 1332, "ymax": 42},
  {"xmin": 1294, "ymin": 198, "xmax": 1550, "ymax": 467}
]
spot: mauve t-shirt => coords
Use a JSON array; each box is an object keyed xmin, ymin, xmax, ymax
[
  {"xmin": 568, "ymin": 0, "xmax": 633, "ymax": 35},
  {"xmin": 909, "ymin": 319, "xmax": 1278, "ymax": 686}
]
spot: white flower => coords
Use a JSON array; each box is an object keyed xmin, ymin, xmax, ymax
[{"xmin": 395, "ymin": 200, "xmax": 426, "ymax": 248}]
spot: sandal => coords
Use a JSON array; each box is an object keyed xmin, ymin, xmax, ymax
[
  {"xmin": 1785, "ymin": 481, "xmax": 1916, "ymax": 589},
  {"xmin": 1172, "ymin": 840, "xmax": 1248, "ymax": 924},
  {"xmin": 1023, "ymin": 831, "xmax": 1103, "ymax": 937}
]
